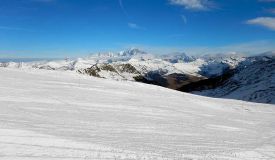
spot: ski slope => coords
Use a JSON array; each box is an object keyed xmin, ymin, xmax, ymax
[{"xmin": 0, "ymin": 68, "xmax": 274, "ymax": 160}]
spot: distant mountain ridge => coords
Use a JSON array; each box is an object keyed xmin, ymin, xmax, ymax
[
  {"xmin": 0, "ymin": 48, "xmax": 248, "ymax": 85},
  {"xmin": 1, "ymin": 48, "xmax": 274, "ymax": 104}
]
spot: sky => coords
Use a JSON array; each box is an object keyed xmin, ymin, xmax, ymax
[{"xmin": 0, "ymin": 0, "xmax": 275, "ymax": 58}]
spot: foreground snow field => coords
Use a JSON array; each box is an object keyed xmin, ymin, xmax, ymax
[{"xmin": 0, "ymin": 68, "xmax": 275, "ymax": 160}]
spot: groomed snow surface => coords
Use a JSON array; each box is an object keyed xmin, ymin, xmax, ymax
[{"xmin": 0, "ymin": 68, "xmax": 274, "ymax": 160}]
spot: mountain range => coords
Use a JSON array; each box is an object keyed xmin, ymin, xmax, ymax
[{"xmin": 1, "ymin": 48, "xmax": 274, "ymax": 104}]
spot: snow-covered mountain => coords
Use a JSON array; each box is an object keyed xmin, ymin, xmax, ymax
[
  {"xmin": 3, "ymin": 48, "xmax": 273, "ymax": 104},
  {"xmin": 193, "ymin": 56, "xmax": 275, "ymax": 104},
  {"xmin": 0, "ymin": 68, "xmax": 274, "ymax": 159},
  {"xmin": 88, "ymin": 48, "xmax": 155, "ymax": 63},
  {"xmin": 159, "ymin": 52, "xmax": 196, "ymax": 63},
  {"xmin": 0, "ymin": 48, "xmax": 245, "ymax": 83}
]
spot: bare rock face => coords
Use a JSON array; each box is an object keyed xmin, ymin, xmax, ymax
[{"xmin": 78, "ymin": 63, "xmax": 142, "ymax": 80}]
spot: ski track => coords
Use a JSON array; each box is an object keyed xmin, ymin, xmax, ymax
[{"xmin": 0, "ymin": 68, "xmax": 275, "ymax": 160}]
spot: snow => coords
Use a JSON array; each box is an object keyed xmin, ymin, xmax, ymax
[
  {"xmin": 130, "ymin": 59, "xmax": 183, "ymax": 75},
  {"xmin": 195, "ymin": 58, "xmax": 275, "ymax": 104},
  {"xmin": 73, "ymin": 58, "xmax": 97, "ymax": 70},
  {"xmin": 173, "ymin": 59, "xmax": 206, "ymax": 76},
  {"xmin": 0, "ymin": 68, "xmax": 275, "ymax": 160},
  {"xmin": 0, "ymin": 49, "xmax": 246, "ymax": 80}
]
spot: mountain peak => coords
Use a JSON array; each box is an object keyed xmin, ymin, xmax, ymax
[
  {"xmin": 161, "ymin": 52, "xmax": 195, "ymax": 63},
  {"xmin": 119, "ymin": 48, "xmax": 148, "ymax": 57}
]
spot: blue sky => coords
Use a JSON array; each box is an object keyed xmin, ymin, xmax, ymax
[{"xmin": 1, "ymin": 0, "xmax": 275, "ymax": 58}]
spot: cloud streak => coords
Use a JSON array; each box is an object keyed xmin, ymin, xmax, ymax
[
  {"xmin": 118, "ymin": 0, "xmax": 129, "ymax": 18},
  {"xmin": 246, "ymin": 17, "xmax": 275, "ymax": 31},
  {"xmin": 128, "ymin": 23, "xmax": 145, "ymax": 30},
  {"xmin": 169, "ymin": 0, "xmax": 213, "ymax": 11},
  {"xmin": 181, "ymin": 15, "xmax": 187, "ymax": 24}
]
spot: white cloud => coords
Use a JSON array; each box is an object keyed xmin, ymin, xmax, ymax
[
  {"xmin": 128, "ymin": 23, "xmax": 144, "ymax": 30},
  {"xmin": 169, "ymin": 0, "xmax": 213, "ymax": 11},
  {"xmin": 246, "ymin": 17, "xmax": 275, "ymax": 30},
  {"xmin": 128, "ymin": 23, "xmax": 139, "ymax": 29}
]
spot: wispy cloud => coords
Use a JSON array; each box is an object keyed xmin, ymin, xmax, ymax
[
  {"xmin": 128, "ymin": 23, "xmax": 145, "ymax": 30},
  {"xmin": 118, "ymin": 0, "xmax": 129, "ymax": 18},
  {"xmin": 259, "ymin": 0, "xmax": 275, "ymax": 14},
  {"xmin": 181, "ymin": 15, "xmax": 187, "ymax": 24},
  {"xmin": 169, "ymin": 0, "xmax": 214, "ymax": 11},
  {"xmin": 246, "ymin": 17, "xmax": 275, "ymax": 31}
]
